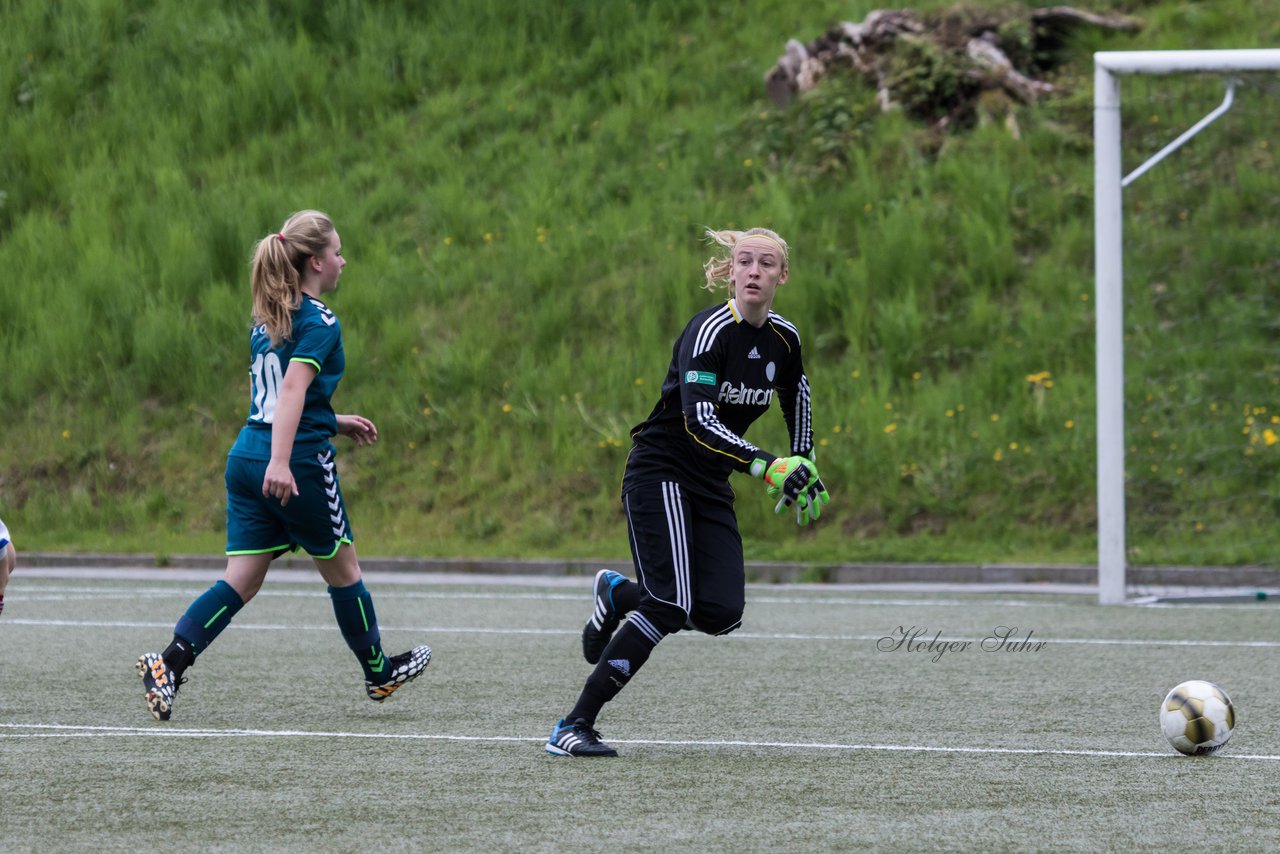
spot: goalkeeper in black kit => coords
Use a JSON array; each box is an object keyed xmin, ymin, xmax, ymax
[{"xmin": 546, "ymin": 227, "xmax": 830, "ymax": 757}]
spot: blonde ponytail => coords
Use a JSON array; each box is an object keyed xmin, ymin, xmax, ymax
[{"xmin": 249, "ymin": 210, "xmax": 334, "ymax": 345}]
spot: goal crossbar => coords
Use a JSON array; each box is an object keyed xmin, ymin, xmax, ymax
[{"xmin": 1094, "ymin": 49, "xmax": 1280, "ymax": 604}]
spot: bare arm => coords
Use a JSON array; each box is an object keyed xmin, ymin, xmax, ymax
[{"xmin": 262, "ymin": 360, "xmax": 318, "ymax": 506}]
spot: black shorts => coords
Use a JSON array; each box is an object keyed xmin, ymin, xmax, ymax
[{"xmin": 622, "ymin": 481, "xmax": 744, "ymax": 636}]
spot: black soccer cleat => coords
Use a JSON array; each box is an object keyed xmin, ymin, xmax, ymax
[
  {"xmin": 582, "ymin": 569, "xmax": 626, "ymax": 665},
  {"xmin": 136, "ymin": 652, "xmax": 185, "ymax": 721},
  {"xmin": 545, "ymin": 717, "xmax": 618, "ymax": 757},
  {"xmin": 365, "ymin": 645, "xmax": 432, "ymax": 702}
]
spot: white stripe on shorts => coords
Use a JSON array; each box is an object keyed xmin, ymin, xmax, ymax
[{"xmin": 661, "ymin": 482, "xmax": 691, "ymax": 613}]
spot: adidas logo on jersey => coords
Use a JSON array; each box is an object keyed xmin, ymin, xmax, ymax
[
  {"xmin": 608, "ymin": 658, "xmax": 632, "ymax": 677},
  {"xmin": 719, "ymin": 381, "xmax": 774, "ymax": 406},
  {"xmin": 747, "ymin": 346, "xmax": 761, "ymax": 360}
]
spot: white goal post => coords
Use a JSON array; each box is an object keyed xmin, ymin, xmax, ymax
[{"xmin": 1094, "ymin": 49, "xmax": 1280, "ymax": 604}]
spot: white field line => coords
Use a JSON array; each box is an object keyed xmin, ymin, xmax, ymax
[
  {"xmin": 15, "ymin": 584, "xmax": 1278, "ymax": 611},
  {"xmin": 10, "ymin": 584, "xmax": 1077, "ymax": 608},
  {"xmin": 0, "ymin": 722, "xmax": 1276, "ymax": 761},
  {"xmin": 4, "ymin": 618, "xmax": 574, "ymax": 635},
  {"xmin": 5, "ymin": 616, "xmax": 1279, "ymax": 648}
]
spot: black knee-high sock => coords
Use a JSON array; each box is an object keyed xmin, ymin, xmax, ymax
[
  {"xmin": 612, "ymin": 578, "xmax": 642, "ymax": 617},
  {"xmin": 568, "ymin": 611, "xmax": 667, "ymax": 726}
]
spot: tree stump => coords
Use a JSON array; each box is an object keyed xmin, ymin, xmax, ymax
[{"xmin": 764, "ymin": 4, "xmax": 1142, "ymax": 126}]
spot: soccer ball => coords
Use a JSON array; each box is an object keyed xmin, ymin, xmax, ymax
[{"xmin": 1160, "ymin": 680, "xmax": 1235, "ymax": 755}]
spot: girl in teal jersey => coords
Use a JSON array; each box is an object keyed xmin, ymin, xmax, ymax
[{"xmin": 135, "ymin": 210, "xmax": 430, "ymax": 721}]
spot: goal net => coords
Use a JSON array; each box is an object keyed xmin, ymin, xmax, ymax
[{"xmin": 1095, "ymin": 50, "xmax": 1280, "ymax": 603}]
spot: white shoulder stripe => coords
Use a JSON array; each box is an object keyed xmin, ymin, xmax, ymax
[
  {"xmin": 693, "ymin": 306, "xmax": 736, "ymax": 357},
  {"xmin": 768, "ymin": 312, "xmax": 801, "ymax": 342},
  {"xmin": 307, "ymin": 297, "xmax": 337, "ymax": 326}
]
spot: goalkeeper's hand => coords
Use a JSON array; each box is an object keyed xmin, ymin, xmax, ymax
[
  {"xmin": 762, "ymin": 454, "xmax": 830, "ymax": 525},
  {"xmin": 759, "ymin": 455, "xmax": 816, "ymax": 525},
  {"xmin": 800, "ymin": 460, "xmax": 830, "ymax": 525}
]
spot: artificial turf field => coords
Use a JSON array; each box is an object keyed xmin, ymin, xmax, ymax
[{"xmin": 2, "ymin": 568, "xmax": 1278, "ymax": 852}]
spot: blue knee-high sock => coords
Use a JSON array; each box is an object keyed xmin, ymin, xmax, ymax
[
  {"xmin": 328, "ymin": 580, "xmax": 388, "ymax": 681},
  {"xmin": 173, "ymin": 580, "xmax": 245, "ymax": 661}
]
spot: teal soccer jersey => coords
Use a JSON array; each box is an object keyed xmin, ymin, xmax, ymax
[
  {"xmin": 224, "ymin": 295, "xmax": 353, "ymax": 557},
  {"xmin": 229, "ymin": 296, "xmax": 344, "ymax": 461}
]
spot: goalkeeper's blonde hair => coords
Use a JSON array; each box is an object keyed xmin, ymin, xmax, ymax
[{"xmin": 702, "ymin": 227, "xmax": 790, "ymax": 296}]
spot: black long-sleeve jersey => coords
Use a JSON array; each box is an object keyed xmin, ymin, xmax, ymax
[{"xmin": 622, "ymin": 298, "xmax": 814, "ymax": 501}]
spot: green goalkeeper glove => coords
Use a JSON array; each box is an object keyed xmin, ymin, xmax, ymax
[
  {"xmin": 762, "ymin": 454, "xmax": 830, "ymax": 526},
  {"xmin": 799, "ymin": 458, "xmax": 830, "ymax": 525},
  {"xmin": 761, "ymin": 455, "xmax": 814, "ymax": 523}
]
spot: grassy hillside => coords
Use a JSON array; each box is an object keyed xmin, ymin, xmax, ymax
[{"xmin": 2, "ymin": 0, "xmax": 1278, "ymax": 566}]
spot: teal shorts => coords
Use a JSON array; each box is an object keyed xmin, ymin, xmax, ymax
[{"xmin": 224, "ymin": 448, "xmax": 353, "ymax": 559}]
